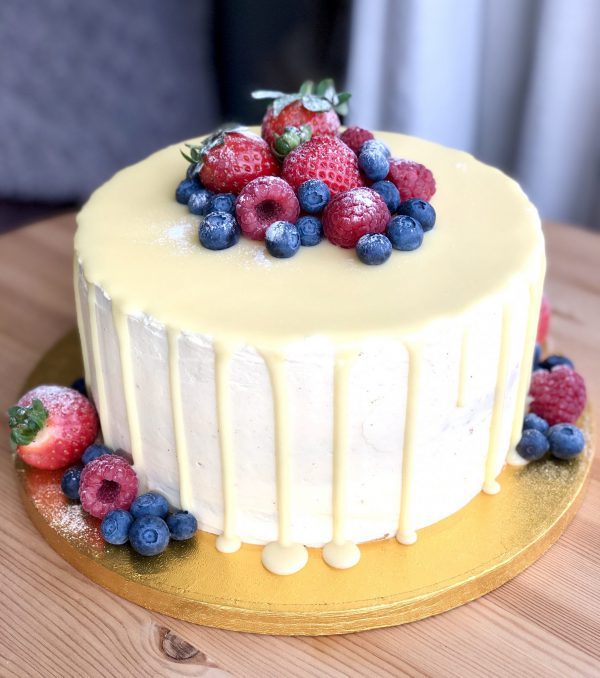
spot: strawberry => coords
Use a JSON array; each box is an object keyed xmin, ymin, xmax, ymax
[
  {"xmin": 182, "ymin": 128, "xmax": 279, "ymax": 194},
  {"xmin": 253, "ymin": 78, "xmax": 350, "ymax": 149},
  {"xmin": 8, "ymin": 385, "xmax": 99, "ymax": 470},
  {"xmin": 282, "ymin": 135, "xmax": 364, "ymax": 196}
]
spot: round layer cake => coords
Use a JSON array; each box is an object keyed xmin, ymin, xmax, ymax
[{"xmin": 74, "ymin": 131, "xmax": 545, "ymax": 574}]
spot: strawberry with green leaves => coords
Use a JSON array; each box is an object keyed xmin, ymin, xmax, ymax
[
  {"xmin": 182, "ymin": 128, "xmax": 279, "ymax": 194},
  {"xmin": 253, "ymin": 78, "xmax": 350, "ymax": 149},
  {"xmin": 8, "ymin": 385, "xmax": 99, "ymax": 470}
]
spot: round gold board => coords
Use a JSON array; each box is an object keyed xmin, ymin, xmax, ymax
[{"xmin": 16, "ymin": 330, "xmax": 594, "ymax": 635}]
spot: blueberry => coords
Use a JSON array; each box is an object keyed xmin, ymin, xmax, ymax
[
  {"xmin": 296, "ymin": 215, "xmax": 323, "ymax": 246},
  {"xmin": 386, "ymin": 215, "xmax": 424, "ymax": 251},
  {"xmin": 360, "ymin": 139, "xmax": 391, "ymax": 158},
  {"xmin": 129, "ymin": 516, "xmax": 170, "ymax": 556},
  {"xmin": 297, "ymin": 179, "xmax": 330, "ymax": 214},
  {"xmin": 199, "ymin": 212, "xmax": 240, "ymax": 251},
  {"xmin": 206, "ymin": 193, "xmax": 236, "ymax": 215},
  {"xmin": 371, "ymin": 180, "xmax": 400, "ymax": 213},
  {"xmin": 547, "ymin": 424, "xmax": 585, "ymax": 459},
  {"xmin": 358, "ymin": 148, "xmax": 389, "ymax": 182},
  {"xmin": 397, "ymin": 199, "xmax": 436, "ymax": 232},
  {"xmin": 82, "ymin": 444, "xmax": 113, "ymax": 465},
  {"xmin": 130, "ymin": 492, "xmax": 170, "ymax": 519},
  {"xmin": 265, "ymin": 221, "xmax": 300, "ymax": 258},
  {"xmin": 539, "ymin": 355, "xmax": 574, "ymax": 371},
  {"xmin": 70, "ymin": 377, "xmax": 87, "ymax": 398},
  {"xmin": 523, "ymin": 413, "xmax": 549, "ymax": 435},
  {"xmin": 188, "ymin": 189, "xmax": 213, "ymax": 216},
  {"xmin": 100, "ymin": 509, "xmax": 133, "ymax": 545},
  {"xmin": 61, "ymin": 466, "xmax": 82, "ymax": 500},
  {"xmin": 176, "ymin": 178, "xmax": 198, "ymax": 205},
  {"xmin": 516, "ymin": 429, "xmax": 549, "ymax": 461},
  {"xmin": 356, "ymin": 233, "xmax": 392, "ymax": 265},
  {"xmin": 533, "ymin": 343, "xmax": 542, "ymax": 371},
  {"xmin": 166, "ymin": 511, "xmax": 198, "ymax": 541}
]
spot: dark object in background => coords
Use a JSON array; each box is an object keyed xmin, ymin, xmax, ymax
[{"xmin": 213, "ymin": 0, "xmax": 351, "ymax": 123}]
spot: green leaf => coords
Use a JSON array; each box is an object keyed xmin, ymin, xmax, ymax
[
  {"xmin": 316, "ymin": 78, "xmax": 336, "ymax": 100},
  {"xmin": 7, "ymin": 398, "xmax": 48, "ymax": 447},
  {"xmin": 251, "ymin": 89, "xmax": 286, "ymax": 100},
  {"xmin": 299, "ymin": 80, "xmax": 314, "ymax": 96},
  {"xmin": 333, "ymin": 91, "xmax": 352, "ymax": 115},
  {"xmin": 301, "ymin": 94, "xmax": 332, "ymax": 112}
]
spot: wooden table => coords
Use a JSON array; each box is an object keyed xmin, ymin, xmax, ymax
[{"xmin": 1, "ymin": 216, "xmax": 599, "ymax": 677}]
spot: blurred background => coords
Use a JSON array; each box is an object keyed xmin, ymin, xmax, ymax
[{"xmin": 0, "ymin": 0, "xmax": 598, "ymax": 231}]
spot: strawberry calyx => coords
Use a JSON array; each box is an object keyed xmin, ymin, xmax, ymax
[
  {"xmin": 180, "ymin": 126, "xmax": 254, "ymax": 169},
  {"xmin": 252, "ymin": 78, "xmax": 351, "ymax": 117},
  {"xmin": 8, "ymin": 398, "xmax": 48, "ymax": 447},
  {"xmin": 272, "ymin": 124, "xmax": 312, "ymax": 159}
]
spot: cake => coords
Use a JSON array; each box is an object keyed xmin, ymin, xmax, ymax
[{"xmin": 73, "ymin": 117, "xmax": 546, "ymax": 574}]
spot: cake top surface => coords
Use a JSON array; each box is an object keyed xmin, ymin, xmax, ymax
[{"xmin": 75, "ymin": 130, "xmax": 544, "ymax": 347}]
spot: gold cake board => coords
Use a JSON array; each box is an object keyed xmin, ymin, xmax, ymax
[{"xmin": 16, "ymin": 330, "xmax": 594, "ymax": 636}]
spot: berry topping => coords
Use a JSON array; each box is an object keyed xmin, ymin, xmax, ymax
[
  {"xmin": 361, "ymin": 139, "xmax": 391, "ymax": 158},
  {"xmin": 130, "ymin": 492, "xmax": 169, "ymax": 519},
  {"xmin": 79, "ymin": 455, "xmax": 138, "ymax": 519},
  {"xmin": 386, "ymin": 158, "xmax": 436, "ymax": 202},
  {"xmin": 8, "ymin": 385, "xmax": 99, "ymax": 470},
  {"xmin": 356, "ymin": 233, "xmax": 392, "ymax": 265},
  {"xmin": 167, "ymin": 511, "xmax": 198, "ymax": 541},
  {"xmin": 70, "ymin": 377, "xmax": 88, "ymax": 398},
  {"xmin": 100, "ymin": 509, "xmax": 133, "ymax": 545},
  {"xmin": 523, "ymin": 413, "xmax": 550, "ymax": 435},
  {"xmin": 340, "ymin": 126, "xmax": 374, "ymax": 154},
  {"xmin": 182, "ymin": 129, "xmax": 279, "ymax": 195},
  {"xmin": 82, "ymin": 443, "xmax": 113, "ymax": 465},
  {"xmin": 529, "ymin": 365, "xmax": 586, "ymax": 426},
  {"xmin": 298, "ymin": 179, "xmax": 331, "ymax": 213},
  {"xmin": 371, "ymin": 180, "xmax": 400, "ymax": 213},
  {"xmin": 282, "ymin": 135, "xmax": 364, "ymax": 196},
  {"xmin": 61, "ymin": 467, "xmax": 82, "ymax": 500},
  {"xmin": 253, "ymin": 78, "xmax": 349, "ymax": 148},
  {"xmin": 547, "ymin": 424, "xmax": 585, "ymax": 459},
  {"xmin": 265, "ymin": 221, "xmax": 301, "ymax": 259},
  {"xmin": 188, "ymin": 189, "xmax": 213, "ymax": 216},
  {"xmin": 272, "ymin": 125, "xmax": 312, "ymax": 159},
  {"xmin": 206, "ymin": 192, "xmax": 236, "ymax": 215},
  {"xmin": 536, "ymin": 294, "xmax": 551, "ymax": 344},
  {"xmin": 199, "ymin": 212, "xmax": 240, "ymax": 251},
  {"xmin": 516, "ymin": 429, "xmax": 549, "ymax": 461},
  {"xmin": 296, "ymin": 215, "xmax": 323, "ymax": 246},
  {"xmin": 176, "ymin": 178, "xmax": 199, "ymax": 205},
  {"xmin": 358, "ymin": 146, "xmax": 390, "ymax": 181},
  {"xmin": 235, "ymin": 176, "xmax": 300, "ymax": 240},
  {"xmin": 129, "ymin": 515, "xmax": 170, "ymax": 556},
  {"xmin": 322, "ymin": 187, "xmax": 390, "ymax": 248},
  {"xmin": 539, "ymin": 355, "xmax": 574, "ymax": 371},
  {"xmin": 397, "ymin": 198, "xmax": 436, "ymax": 231},
  {"xmin": 386, "ymin": 215, "xmax": 424, "ymax": 251}
]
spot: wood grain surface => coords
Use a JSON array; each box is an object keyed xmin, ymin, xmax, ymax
[{"xmin": 0, "ymin": 215, "xmax": 599, "ymax": 677}]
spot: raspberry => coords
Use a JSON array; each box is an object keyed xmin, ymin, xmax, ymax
[
  {"xmin": 282, "ymin": 135, "xmax": 364, "ymax": 196},
  {"xmin": 339, "ymin": 126, "xmax": 375, "ymax": 154},
  {"xmin": 79, "ymin": 455, "xmax": 138, "ymax": 519},
  {"xmin": 235, "ymin": 176, "xmax": 300, "ymax": 240},
  {"xmin": 386, "ymin": 158, "xmax": 436, "ymax": 202},
  {"xmin": 536, "ymin": 294, "xmax": 551, "ymax": 344},
  {"xmin": 323, "ymin": 187, "xmax": 390, "ymax": 249},
  {"xmin": 529, "ymin": 365, "xmax": 586, "ymax": 426}
]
